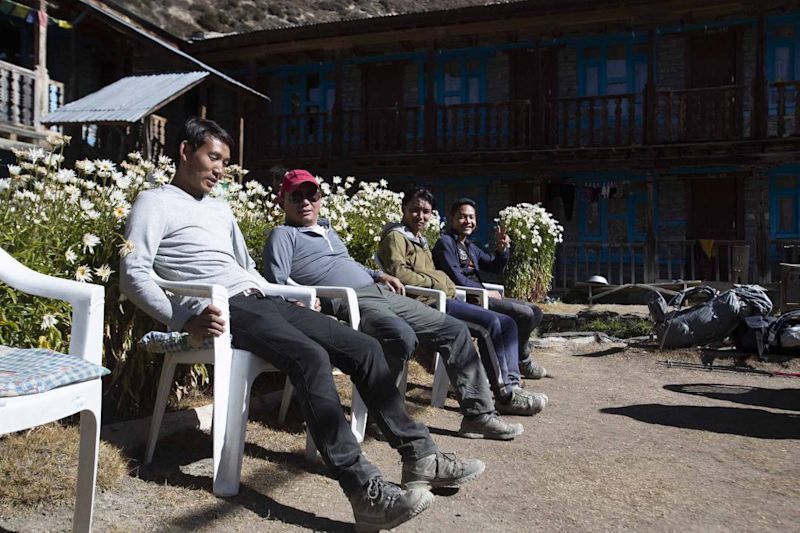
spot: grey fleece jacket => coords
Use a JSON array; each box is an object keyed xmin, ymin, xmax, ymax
[{"xmin": 120, "ymin": 184, "xmax": 267, "ymax": 331}]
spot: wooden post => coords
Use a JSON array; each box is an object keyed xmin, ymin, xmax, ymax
[
  {"xmin": 755, "ymin": 168, "xmax": 771, "ymax": 283},
  {"xmin": 532, "ymin": 40, "xmax": 544, "ymax": 147},
  {"xmin": 332, "ymin": 51, "xmax": 343, "ymax": 157},
  {"xmin": 644, "ymin": 173, "xmax": 658, "ymax": 282},
  {"xmin": 32, "ymin": 0, "xmax": 49, "ymax": 132},
  {"xmin": 752, "ymin": 10, "xmax": 768, "ymax": 139},
  {"xmin": 424, "ymin": 46, "xmax": 438, "ymax": 153},
  {"xmin": 644, "ymin": 30, "xmax": 657, "ymax": 144},
  {"xmin": 237, "ymin": 96, "xmax": 245, "ymax": 166},
  {"xmin": 198, "ymin": 85, "xmax": 208, "ymax": 119}
]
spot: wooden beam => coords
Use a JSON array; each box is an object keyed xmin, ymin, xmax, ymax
[{"xmin": 195, "ymin": 0, "xmax": 748, "ymax": 63}]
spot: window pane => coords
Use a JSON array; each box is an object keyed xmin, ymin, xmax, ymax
[
  {"xmin": 778, "ymin": 195, "xmax": 796, "ymax": 232},
  {"xmin": 775, "ymin": 46, "xmax": 792, "ymax": 81},
  {"xmin": 608, "ymin": 44, "xmax": 626, "ymax": 60},
  {"xmin": 306, "ymin": 73, "xmax": 321, "ymax": 103},
  {"xmin": 444, "ymin": 61, "xmax": 461, "ymax": 92},
  {"xmin": 586, "ymin": 65, "xmax": 599, "ymax": 95},
  {"xmin": 467, "ymin": 77, "xmax": 480, "ymax": 103},
  {"xmin": 635, "ymin": 63, "xmax": 648, "ymax": 92},
  {"xmin": 608, "ymin": 81, "xmax": 627, "ymax": 95},
  {"xmin": 607, "ymin": 58, "xmax": 626, "ymax": 81},
  {"xmin": 776, "ymin": 176, "xmax": 798, "ymax": 189},
  {"xmin": 444, "ymin": 95, "xmax": 461, "ymax": 105}
]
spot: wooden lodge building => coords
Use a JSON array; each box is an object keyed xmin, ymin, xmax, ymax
[
  {"xmin": 180, "ymin": 0, "xmax": 800, "ymax": 288},
  {"xmin": 0, "ymin": 0, "xmax": 268, "ymax": 163}
]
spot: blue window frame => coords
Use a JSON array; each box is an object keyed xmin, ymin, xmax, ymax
[
  {"xmin": 577, "ymin": 41, "xmax": 648, "ymax": 120},
  {"xmin": 766, "ymin": 15, "xmax": 800, "ymax": 112},
  {"xmin": 770, "ymin": 172, "xmax": 800, "ymax": 238},
  {"xmin": 281, "ymin": 67, "xmax": 335, "ymax": 145}
]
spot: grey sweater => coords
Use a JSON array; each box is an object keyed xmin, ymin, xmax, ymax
[
  {"xmin": 263, "ymin": 219, "xmax": 381, "ymax": 288},
  {"xmin": 120, "ymin": 184, "xmax": 266, "ymax": 331}
]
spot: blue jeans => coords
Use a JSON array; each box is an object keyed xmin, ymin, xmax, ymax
[
  {"xmin": 445, "ymin": 298, "xmax": 520, "ymax": 398},
  {"xmin": 488, "ymin": 297, "xmax": 544, "ymax": 363}
]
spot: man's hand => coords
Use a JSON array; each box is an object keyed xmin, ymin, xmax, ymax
[
  {"xmin": 495, "ymin": 226, "xmax": 511, "ymax": 252},
  {"xmin": 183, "ymin": 304, "xmax": 225, "ymax": 338},
  {"xmin": 289, "ymin": 297, "xmax": 322, "ymax": 311},
  {"xmin": 487, "ymin": 290, "xmax": 503, "ymax": 300},
  {"xmin": 377, "ymin": 273, "xmax": 406, "ymax": 296}
]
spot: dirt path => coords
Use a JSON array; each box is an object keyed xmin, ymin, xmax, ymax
[{"xmin": 2, "ymin": 344, "xmax": 799, "ymax": 532}]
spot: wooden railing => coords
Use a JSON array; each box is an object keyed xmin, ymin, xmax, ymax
[
  {"xmin": 555, "ymin": 239, "xmax": 750, "ymax": 288},
  {"xmin": 0, "ymin": 60, "xmax": 63, "ymax": 136},
  {"xmin": 436, "ymin": 100, "xmax": 531, "ymax": 151},
  {"xmin": 545, "ymin": 93, "xmax": 641, "ymax": 147},
  {"xmin": 257, "ymin": 80, "xmax": 800, "ymax": 158},
  {"xmin": 342, "ymin": 106, "xmax": 424, "ymax": 154},
  {"xmin": 656, "ymin": 85, "xmax": 746, "ymax": 142}
]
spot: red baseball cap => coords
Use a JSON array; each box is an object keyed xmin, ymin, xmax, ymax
[{"xmin": 279, "ymin": 169, "xmax": 319, "ymax": 201}]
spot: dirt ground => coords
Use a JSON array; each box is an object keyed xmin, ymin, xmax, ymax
[{"xmin": 1, "ymin": 340, "xmax": 799, "ymax": 533}]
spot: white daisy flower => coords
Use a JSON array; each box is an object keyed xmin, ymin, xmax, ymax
[
  {"xmin": 75, "ymin": 264, "xmax": 93, "ymax": 282},
  {"xmin": 40, "ymin": 314, "xmax": 58, "ymax": 330},
  {"xmin": 82, "ymin": 233, "xmax": 100, "ymax": 253}
]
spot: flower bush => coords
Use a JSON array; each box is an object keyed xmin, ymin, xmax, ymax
[
  {"xmin": 0, "ymin": 138, "xmax": 436, "ymax": 414},
  {"xmin": 497, "ymin": 202, "xmax": 564, "ymax": 301}
]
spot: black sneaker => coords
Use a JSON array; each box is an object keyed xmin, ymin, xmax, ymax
[
  {"xmin": 349, "ymin": 476, "xmax": 434, "ymax": 532},
  {"xmin": 401, "ymin": 451, "xmax": 485, "ymax": 490}
]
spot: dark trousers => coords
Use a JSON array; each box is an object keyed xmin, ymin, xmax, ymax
[
  {"xmin": 445, "ymin": 298, "xmax": 520, "ymax": 397},
  {"xmin": 228, "ymin": 293, "xmax": 437, "ymax": 494},
  {"xmin": 347, "ymin": 284, "xmax": 495, "ymax": 419},
  {"xmin": 487, "ymin": 297, "xmax": 544, "ymax": 363}
]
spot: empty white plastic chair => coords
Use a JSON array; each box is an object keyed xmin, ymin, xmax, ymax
[{"xmin": 0, "ymin": 247, "xmax": 106, "ymax": 533}]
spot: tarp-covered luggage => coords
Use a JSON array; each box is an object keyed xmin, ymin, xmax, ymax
[{"xmin": 650, "ymin": 285, "xmax": 773, "ymax": 349}]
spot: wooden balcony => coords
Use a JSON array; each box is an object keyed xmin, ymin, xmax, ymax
[
  {"xmin": 555, "ymin": 239, "xmax": 750, "ymax": 288},
  {"xmin": 0, "ymin": 60, "xmax": 64, "ymax": 146},
  {"xmin": 256, "ymin": 82, "xmax": 800, "ymax": 160}
]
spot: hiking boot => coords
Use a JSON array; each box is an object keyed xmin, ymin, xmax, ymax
[
  {"xmin": 515, "ymin": 387, "xmax": 549, "ymax": 409},
  {"xmin": 519, "ymin": 358, "xmax": 547, "ymax": 379},
  {"xmin": 458, "ymin": 413, "xmax": 524, "ymax": 440},
  {"xmin": 496, "ymin": 388, "xmax": 547, "ymax": 416},
  {"xmin": 349, "ymin": 476, "xmax": 434, "ymax": 532},
  {"xmin": 401, "ymin": 451, "xmax": 486, "ymax": 490}
]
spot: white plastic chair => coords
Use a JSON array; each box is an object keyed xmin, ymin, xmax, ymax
[
  {"xmin": 143, "ymin": 275, "xmax": 319, "ymax": 497},
  {"xmin": 454, "ymin": 283, "xmax": 505, "ymax": 309},
  {"xmin": 0, "ymin": 247, "xmax": 105, "ymax": 533},
  {"xmin": 284, "ymin": 279, "xmax": 368, "ymax": 460}
]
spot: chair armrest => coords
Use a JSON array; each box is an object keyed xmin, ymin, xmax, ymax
[
  {"xmin": 404, "ymin": 285, "xmax": 446, "ymax": 312},
  {"xmin": 259, "ymin": 280, "xmax": 316, "ymax": 308},
  {"xmin": 483, "ymin": 283, "xmax": 505, "ymax": 295},
  {"xmin": 0, "ymin": 248, "xmax": 105, "ymax": 365},
  {"xmin": 287, "ymin": 279, "xmax": 360, "ymax": 330},
  {"xmin": 455, "ymin": 285, "xmax": 489, "ymax": 308},
  {"xmin": 455, "ymin": 289, "xmax": 467, "ymax": 302}
]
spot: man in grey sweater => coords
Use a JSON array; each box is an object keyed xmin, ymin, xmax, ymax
[
  {"xmin": 120, "ymin": 118, "xmax": 485, "ymax": 531},
  {"xmin": 263, "ymin": 169, "xmax": 524, "ymax": 441}
]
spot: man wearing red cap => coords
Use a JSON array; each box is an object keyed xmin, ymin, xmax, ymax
[
  {"xmin": 121, "ymin": 118, "xmax": 484, "ymax": 531},
  {"xmin": 264, "ymin": 169, "xmax": 524, "ymax": 442}
]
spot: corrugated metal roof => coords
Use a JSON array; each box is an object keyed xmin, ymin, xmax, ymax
[{"xmin": 41, "ymin": 72, "xmax": 209, "ymax": 125}]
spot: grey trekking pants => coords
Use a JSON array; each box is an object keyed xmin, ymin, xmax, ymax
[{"xmin": 331, "ymin": 283, "xmax": 494, "ymax": 418}]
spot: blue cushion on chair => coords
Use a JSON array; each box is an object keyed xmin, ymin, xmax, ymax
[
  {"xmin": 0, "ymin": 345, "xmax": 110, "ymax": 398},
  {"xmin": 139, "ymin": 331, "xmax": 216, "ymax": 353}
]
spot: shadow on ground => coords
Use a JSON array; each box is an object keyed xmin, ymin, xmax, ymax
[
  {"xmin": 601, "ymin": 404, "xmax": 800, "ymax": 439},
  {"xmin": 664, "ymin": 384, "xmax": 800, "ymax": 411},
  {"xmin": 135, "ymin": 427, "xmax": 350, "ymax": 531}
]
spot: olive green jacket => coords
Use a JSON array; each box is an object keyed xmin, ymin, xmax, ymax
[{"xmin": 378, "ymin": 223, "xmax": 456, "ymax": 305}]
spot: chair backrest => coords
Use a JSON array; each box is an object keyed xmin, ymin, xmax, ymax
[{"xmin": 0, "ymin": 247, "xmax": 104, "ymax": 365}]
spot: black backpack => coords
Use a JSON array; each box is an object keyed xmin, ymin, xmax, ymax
[{"xmin": 733, "ymin": 315, "xmax": 777, "ymax": 356}]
